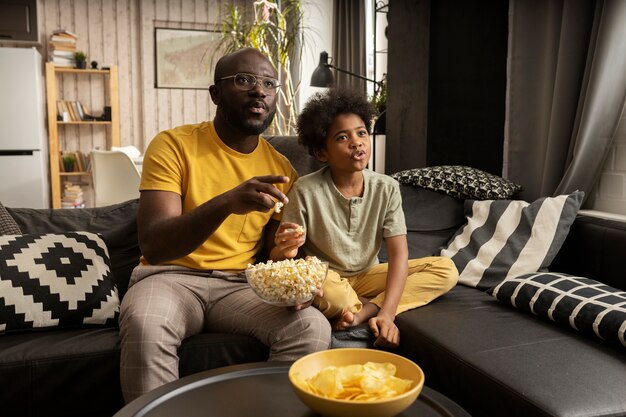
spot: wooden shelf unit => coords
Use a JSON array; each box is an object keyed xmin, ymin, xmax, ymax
[{"xmin": 45, "ymin": 63, "xmax": 120, "ymax": 208}]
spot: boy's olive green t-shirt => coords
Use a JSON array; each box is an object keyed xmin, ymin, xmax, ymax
[
  {"xmin": 139, "ymin": 121, "xmax": 297, "ymax": 271},
  {"xmin": 282, "ymin": 167, "xmax": 406, "ymax": 276}
]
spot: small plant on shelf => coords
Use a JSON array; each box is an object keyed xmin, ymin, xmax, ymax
[
  {"xmin": 62, "ymin": 153, "xmax": 76, "ymax": 172},
  {"xmin": 74, "ymin": 51, "xmax": 87, "ymax": 69}
]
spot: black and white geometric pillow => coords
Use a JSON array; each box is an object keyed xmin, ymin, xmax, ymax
[
  {"xmin": 0, "ymin": 202, "xmax": 21, "ymax": 236},
  {"xmin": 0, "ymin": 232, "xmax": 120, "ymax": 333},
  {"xmin": 391, "ymin": 165, "xmax": 523, "ymax": 200},
  {"xmin": 441, "ymin": 191, "xmax": 584, "ymax": 291},
  {"xmin": 490, "ymin": 272, "xmax": 626, "ymax": 348}
]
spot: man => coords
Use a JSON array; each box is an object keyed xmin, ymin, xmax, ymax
[{"xmin": 119, "ymin": 47, "xmax": 331, "ymax": 402}]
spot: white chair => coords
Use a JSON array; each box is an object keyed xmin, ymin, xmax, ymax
[{"xmin": 91, "ymin": 150, "xmax": 141, "ymax": 207}]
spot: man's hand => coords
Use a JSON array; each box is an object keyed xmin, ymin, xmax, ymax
[
  {"xmin": 369, "ymin": 312, "xmax": 400, "ymax": 348},
  {"xmin": 223, "ymin": 175, "xmax": 289, "ymax": 215}
]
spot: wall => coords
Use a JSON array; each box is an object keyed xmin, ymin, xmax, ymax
[
  {"xmin": 297, "ymin": 1, "xmax": 333, "ymax": 112},
  {"xmin": 386, "ymin": 0, "xmax": 508, "ymax": 176},
  {"xmin": 37, "ymin": 0, "xmax": 232, "ymax": 157},
  {"xmin": 590, "ymin": 108, "xmax": 626, "ymax": 216}
]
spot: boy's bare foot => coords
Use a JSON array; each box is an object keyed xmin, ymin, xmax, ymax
[
  {"xmin": 333, "ymin": 310, "xmax": 355, "ymax": 331},
  {"xmin": 333, "ymin": 302, "xmax": 381, "ymax": 331}
]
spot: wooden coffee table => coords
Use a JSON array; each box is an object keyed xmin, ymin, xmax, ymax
[{"xmin": 114, "ymin": 362, "xmax": 471, "ymax": 417}]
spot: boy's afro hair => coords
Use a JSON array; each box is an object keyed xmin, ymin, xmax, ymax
[{"xmin": 296, "ymin": 87, "xmax": 377, "ymax": 155}]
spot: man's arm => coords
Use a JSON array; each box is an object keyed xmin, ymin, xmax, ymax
[{"xmin": 138, "ymin": 175, "xmax": 290, "ymax": 265}]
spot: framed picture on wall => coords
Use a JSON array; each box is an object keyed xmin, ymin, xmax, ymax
[{"xmin": 154, "ymin": 27, "xmax": 222, "ymax": 89}]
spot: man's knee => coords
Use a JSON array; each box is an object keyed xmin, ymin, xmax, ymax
[
  {"xmin": 119, "ymin": 286, "xmax": 173, "ymax": 343},
  {"xmin": 288, "ymin": 308, "xmax": 332, "ymax": 347}
]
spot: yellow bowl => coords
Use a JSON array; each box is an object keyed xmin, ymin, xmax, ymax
[{"xmin": 289, "ymin": 348, "xmax": 424, "ymax": 417}]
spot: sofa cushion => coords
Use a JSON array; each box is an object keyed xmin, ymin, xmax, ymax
[
  {"xmin": 391, "ymin": 165, "xmax": 522, "ymax": 200},
  {"xmin": 0, "ymin": 231, "xmax": 120, "ymax": 333},
  {"xmin": 441, "ymin": 192, "xmax": 584, "ymax": 291},
  {"xmin": 0, "ymin": 202, "xmax": 21, "ymax": 235},
  {"xmin": 550, "ymin": 215, "xmax": 626, "ymax": 291},
  {"xmin": 396, "ymin": 285, "xmax": 626, "ymax": 417},
  {"xmin": 0, "ymin": 327, "xmax": 269, "ymax": 417},
  {"xmin": 490, "ymin": 272, "xmax": 626, "ymax": 348},
  {"xmin": 379, "ymin": 186, "xmax": 465, "ymax": 262},
  {"xmin": 266, "ymin": 135, "xmax": 325, "ymax": 176},
  {"xmin": 6, "ymin": 199, "xmax": 140, "ymax": 298}
]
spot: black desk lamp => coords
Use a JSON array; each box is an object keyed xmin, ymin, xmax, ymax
[
  {"xmin": 310, "ymin": 51, "xmax": 383, "ymax": 90},
  {"xmin": 310, "ymin": 51, "xmax": 386, "ymax": 170}
]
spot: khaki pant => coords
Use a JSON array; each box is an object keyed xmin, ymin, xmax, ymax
[
  {"xmin": 314, "ymin": 256, "xmax": 458, "ymax": 319},
  {"xmin": 119, "ymin": 265, "xmax": 331, "ymax": 403}
]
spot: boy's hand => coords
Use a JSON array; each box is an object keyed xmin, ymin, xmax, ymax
[
  {"xmin": 369, "ymin": 312, "xmax": 400, "ymax": 348},
  {"xmin": 292, "ymin": 287, "xmax": 324, "ymax": 311},
  {"xmin": 274, "ymin": 222, "xmax": 305, "ymax": 259}
]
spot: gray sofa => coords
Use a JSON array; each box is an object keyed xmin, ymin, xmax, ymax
[{"xmin": 1, "ymin": 136, "xmax": 625, "ymax": 417}]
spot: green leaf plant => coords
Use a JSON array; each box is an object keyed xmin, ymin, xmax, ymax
[{"xmin": 215, "ymin": 0, "xmax": 310, "ymax": 135}]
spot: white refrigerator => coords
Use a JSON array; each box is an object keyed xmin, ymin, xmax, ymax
[{"xmin": 0, "ymin": 47, "xmax": 50, "ymax": 208}]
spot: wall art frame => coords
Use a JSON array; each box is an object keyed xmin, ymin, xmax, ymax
[{"xmin": 154, "ymin": 27, "xmax": 222, "ymax": 89}]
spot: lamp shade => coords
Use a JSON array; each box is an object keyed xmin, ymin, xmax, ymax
[{"xmin": 310, "ymin": 51, "xmax": 334, "ymax": 87}]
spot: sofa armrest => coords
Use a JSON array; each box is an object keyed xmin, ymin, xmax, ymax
[{"xmin": 550, "ymin": 214, "xmax": 626, "ymax": 291}]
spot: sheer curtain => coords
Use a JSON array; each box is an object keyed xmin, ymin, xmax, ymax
[
  {"xmin": 504, "ymin": 0, "xmax": 626, "ymax": 204},
  {"xmin": 332, "ymin": 0, "xmax": 367, "ymax": 92}
]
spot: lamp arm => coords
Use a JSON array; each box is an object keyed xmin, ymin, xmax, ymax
[{"xmin": 328, "ymin": 64, "xmax": 383, "ymax": 87}]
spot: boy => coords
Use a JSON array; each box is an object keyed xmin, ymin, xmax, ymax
[{"xmin": 273, "ymin": 88, "xmax": 458, "ymax": 348}]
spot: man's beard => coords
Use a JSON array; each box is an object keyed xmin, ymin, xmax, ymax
[{"xmin": 220, "ymin": 103, "xmax": 276, "ymax": 135}]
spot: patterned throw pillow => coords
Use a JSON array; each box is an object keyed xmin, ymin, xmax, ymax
[
  {"xmin": 440, "ymin": 191, "xmax": 584, "ymax": 291},
  {"xmin": 0, "ymin": 231, "xmax": 120, "ymax": 333},
  {"xmin": 490, "ymin": 272, "xmax": 626, "ymax": 348},
  {"xmin": 391, "ymin": 165, "xmax": 523, "ymax": 200},
  {"xmin": 0, "ymin": 202, "xmax": 21, "ymax": 236}
]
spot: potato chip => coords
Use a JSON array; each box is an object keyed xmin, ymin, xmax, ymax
[{"xmin": 296, "ymin": 361, "xmax": 414, "ymax": 401}]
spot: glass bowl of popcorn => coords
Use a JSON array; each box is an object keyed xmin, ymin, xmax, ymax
[{"xmin": 245, "ymin": 257, "xmax": 329, "ymax": 307}]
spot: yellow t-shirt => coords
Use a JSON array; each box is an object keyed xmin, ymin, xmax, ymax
[{"xmin": 140, "ymin": 121, "xmax": 297, "ymax": 271}]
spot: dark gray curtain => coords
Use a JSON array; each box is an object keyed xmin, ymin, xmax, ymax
[
  {"xmin": 333, "ymin": 0, "xmax": 367, "ymax": 92},
  {"xmin": 504, "ymin": 0, "xmax": 626, "ymax": 204}
]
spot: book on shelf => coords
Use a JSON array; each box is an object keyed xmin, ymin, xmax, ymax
[
  {"xmin": 73, "ymin": 101, "xmax": 85, "ymax": 121},
  {"xmin": 52, "ymin": 29, "xmax": 78, "ymax": 38},
  {"xmin": 49, "ymin": 43, "xmax": 77, "ymax": 52},
  {"xmin": 66, "ymin": 101, "xmax": 78, "ymax": 121},
  {"xmin": 74, "ymin": 151, "xmax": 86, "ymax": 172},
  {"xmin": 56, "ymin": 101, "xmax": 81, "ymax": 121},
  {"xmin": 49, "ymin": 49, "xmax": 75, "ymax": 59},
  {"xmin": 50, "ymin": 57, "xmax": 75, "ymax": 67},
  {"xmin": 50, "ymin": 35, "xmax": 76, "ymax": 44},
  {"xmin": 48, "ymin": 29, "xmax": 78, "ymax": 66},
  {"xmin": 61, "ymin": 182, "xmax": 85, "ymax": 209}
]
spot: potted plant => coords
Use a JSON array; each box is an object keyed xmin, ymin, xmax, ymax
[
  {"xmin": 62, "ymin": 153, "xmax": 76, "ymax": 172},
  {"xmin": 371, "ymin": 75, "xmax": 387, "ymax": 134},
  {"xmin": 214, "ymin": 0, "xmax": 306, "ymax": 135},
  {"xmin": 74, "ymin": 51, "xmax": 87, "ymax": 69}
]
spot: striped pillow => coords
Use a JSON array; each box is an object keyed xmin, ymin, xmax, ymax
[
  {"xmin": 440, "ymin": 192, "xmax": 584, "ymax": 291},
  {"xmin": 490, "ymin": 272, "xmax": 626, "ymax": 348}
]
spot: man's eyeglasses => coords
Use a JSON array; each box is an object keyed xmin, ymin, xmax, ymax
[{"xmin": 216, "ymin": 73, "xmax": 281, "ymax": 92}]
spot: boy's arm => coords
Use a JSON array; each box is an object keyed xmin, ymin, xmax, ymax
[
  {"xmin": 370, "ymin": 234, "xmax": 408, "ymax": 347},
  {"xmin": 378, "ymin": 234, "xmax": 408, "ymax": 318}
]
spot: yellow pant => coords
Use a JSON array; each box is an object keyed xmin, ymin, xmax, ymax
[{"xmin": 313, "ymin": 256, "xmax": 458, "ymax": 319}]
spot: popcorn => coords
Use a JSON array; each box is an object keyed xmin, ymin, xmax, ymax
[
  {"xmin": 287, "ymin": 225, "xmax": 305, "ymax": 235},
  {"xmin": 246, "ymin": 257, "xmax": 328, "ymax": 306},
  {"xmin": 274, "ymin": 201, "xmax": 284, "ymax": 213}
]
